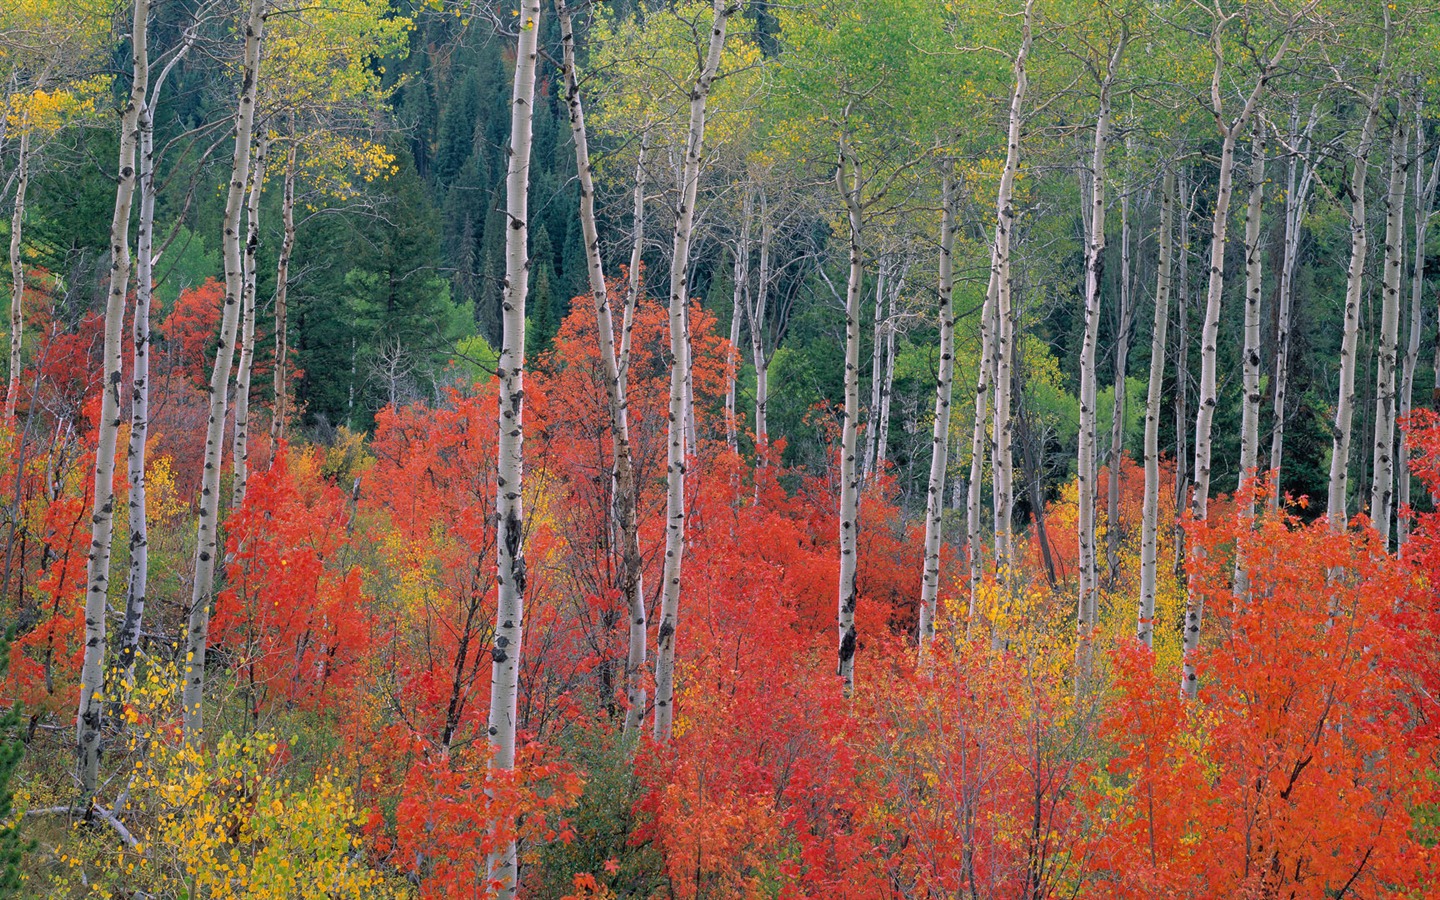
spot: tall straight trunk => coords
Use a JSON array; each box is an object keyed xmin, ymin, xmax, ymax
[
  {"xmin": 556, "ymin": 0, "xmax": 646, "ymax": 737},
  {"xmin": 182, "ymin": 0, "xmax": 265, "ymax": 742},
  {"xmin": 231, "ymin": 140, "xmax": 266, "ymax": 508},
  {"xmin": 1106, "ymin": 170, "xmax": 1133, "ymax": 584},
  {"xmin": 918, "ymin": 169, "xmax": 957, "ymax": 650},
  {"xmin": 726, "ymin": 188, "xmax": 752, "ymax": 451},
  {"xmin": 486, "ymin": 2, "xmax": 541, "ymax": 894},
  {"xmin": 876, "ymin": 286, "xmax": 898, "ymax": 475},
  {"xmin": 622, "ymin": 135, "xmax": 647, "ymax": 379},
  {"xmin": 836, "ymin": 144, "xmax": 864, "ymax": 694},
  {"xmin": 270, "ymin": 144, "xmax": 296, "ymax": 447},
  {"xmin": 965, "ymin": 267, "xmax": 997, "ymax": 631},
  {"xmin": 1173, "ymin": 173, "xmax": 1193, "ymax": 574},
  {"xmin": 1139, "ymin": 169, "xmax": 1175, "ymax": 648},
  {"xmin": 1399, "ymin": 102, "xmax": 1440, "ymax": 549},
  {"xmin": 1182, "ymin": 28, "xmax": 1288, "ymax": 698},
  {"xmin": 1075, "ymin": 33, "xmax": 1121, "ymax": 677},
  {"xmin": 1269, "ymin": 101, "xmax": 1319, "ymax": 507},
  {"xmin": 1370, "ymin": 111, "xmax": 1408, "ymax": 546},
  {"xmin": 78, "ymin": 0, "xmax": 149, "ymax": 798},
  {"xmin": 1234, "ymin": 126, "xmax": 1266, "ymax": 598},
  {"xmin": 653, "ymin": 0, "xmax": 731, "ymax": 743},
  {"xmin": 749, "ymin": 190, "xmax": 771, "ymax": 455},
  {"xmin": 1327, "ymin": 98, "xmax": 1384, "ymax": 532},
  {"xmin": 864, "ymin": 258, "xmax": 889, "ymax": 481},
  {"xmin": 5, "ymin": 128, "xmax": 28, "ymax": 421},
  {"xmin": 988, "ymin": 1, "xmax": 1033, "ymax": 653}
]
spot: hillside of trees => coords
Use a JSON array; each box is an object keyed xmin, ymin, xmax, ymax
[{"xmin": 3, "ymin": 0, "xmax": 1440, "ymax": 896}]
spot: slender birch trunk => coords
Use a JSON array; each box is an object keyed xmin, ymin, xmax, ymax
[
  {"xmin": 270, "ymin": 143, "xmax": 296, "ymax": 447},
  {"xmin": 1182, "ymin": 29, "xmax": 1288, "ymax": 698},
  {"xmin": 231, "ymin": 139, "xmax": 266, "ymax": 508},
  {"xmin": 1238, "ymin": 127, "xmax": 1267, "ymax": 497},
  {"xmin": 864, "ymin": 258, "xmax": 889, "ymax": 482},
  {"xmin": 1106, "ymin": 173, "xmax": 1133, "ymax": 584},
  {"xmin": 653, "ymin": 0, "xmax": 731, "ymax": 742},
  {"xmin": 78, "ymin": 0, "xmax": 149, "ymax": 797},
  {"xmin": 182, "ymin": 0, "xmax": 265, "ymax": 741},
  {"xmin": 965, "ymin": 267, "xmax": 997, "ymax": 630},
  {"xmin": 835, "ymin": 141, "xmax": 864, "ymax": 693},
  {"xmin": 1269, "ymin": 101, "xmax": 1319, "ymax": 507},
  {"xmin": 1399, "ymin": 101, "xmax": 1440, "ymax": 548},
  {"xmin": 5, "ymin": 128, "xmax": 28, "ymax": 421},
  {"xmin": 556, "ymin": 0, "xmax": 647, "ymax": 737},
  {"xmin": 485, "ymin": 2, "xmax": 541, "ymax": 894},
  {"xmin": 1075, "ymin": 33, "xmax": 1121, "ymax": 677},
  {"xmin": 1139, "ymin": 169, "xmax": 1175, "ymax": 648},
  {"xmin": 726, "ymin": 188, "xmax": 752, "ymax": 451},
  {"xmin": 749, "ymin": 190, "xmax": 771, "ymax": 455},
  {"xmin": 1173, "ymin": 173, "xmax": 1193, "ymax": 574},
  {"xmin": 918, "ymin": 169, "xmax": 957, "ymax": 651},
  {"xmin": 622, "ymin": 135, "xmax": 647, "ymax": 379},
  {"xmin": 1326, "ymin": 98, "xmax": 1384, "ymax": 532},
  {"xmin": 876, "ymin": 276, "xmax": 900, "ymax": 474},
  {"xmin": 1370, "ymin": 110, "xmax": 1408, "ymax": 546}
]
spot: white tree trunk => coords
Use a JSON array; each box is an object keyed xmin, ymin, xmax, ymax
[
  {"xmin": 231, "ymin": 140, "xmax": 266, "ymax": 508},
  {"xmin": 1268, "ymin": 101, "xmax": 1319, "ymax": 508},
  {"xmin": 1370, "ymin": 113, "xmax": 1407, "ymax": 547},
  {"xmin": 1139, "ymin": 169, "xmax": 1175, "ymax": 648},
  {"xmin": 486, "ymin": 2, "xmax": 541, "ymax": 894},
  {"xmin": 5, "ymin": 128, "xmax": 28, "ymax": 421},
  {"xmin": 1106, "ymin": 171, "xmax": 1133, "ymax": 584},
  {"xmin": 875, "ymin": 274, "xmax": 901, "ymax": 478},
  {"xmin": 1234, "ymin": 126, "xmax": 1267, "ymax": 600},
  {"xmin": 270, "ymin": 144, "xmax": 296, "ymax": 447},
  {"xmin": 1075, "ymin": 35, "xmax": 1120, "ymax": 677},
  {"xmin": 965, "ymin": 266, "xmax": 997, "ymax": 631},
  {"xmin": 653, "ymin": 0, "xmax": 731, "ymax": 743},
  {"xmin": 1398, "ymin": 103, "xmax": 1440, "ymax": 549},
  {"xmin": 182, "ymin": 0, "xmax": 265, "ymax": 742},
  {"xmin": 836, "ymin": 145, "xmax": 864, "ymax": 693},
  {"xmin": 1172, "ymin": 173, "xmax": 1193, "ymax": 575},
  {"xmin": 1327, "ymin": 99, "xmax": 1384, "ymax": 533},
  {"xmin": 726, "ymin": 188, "xmax": 752, "ymax": 451},
  {"xmin": 918, "ymin": 169, "xmax": 956, "ymax": 651},
  {"xmin": 556, "ymin": 0, "xmax": 647, "ymax": 738},
  {"xmin": 864, "ymin": 258, "xmax": 889, "ymax": 481},
  {"xmin": 749, "ymin": 190, "xmax": 771, "ymax": 455},
  {"xmin": 78, "ymin": 0, "xmax": 149, "ymax": 797}
]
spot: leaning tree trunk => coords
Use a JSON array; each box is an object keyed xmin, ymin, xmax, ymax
[
  {"xmin": 270, "ymin": 143, "xmax": 297, "ymax": 447},
  {"xmin": 231, "ymin": 139, "xmax": 266, "ymax": 508},
  {"xmin": 1075, "ymin": 36, "xmax": 1120, "ymax": 679},
  {"xmin": 1269, "ymin": 101, "xmax": 1319, "ymax": 508},
  {"xmin": 1234, "ymin": 126, "xmax": 1266, "ymax": 599},
  {"xmin": 1139, "ymin": 169, "xmax": 1175, "ymax": 648},
  {"xmin": 78, "ymin": 0, "xmax": 149, "ymax": 799},
  {"xmin": 557, "ymin": 0, "xmax": 647, "ymax": 738},
  {"xmin": 653, "ymin": 0, "xmax": 731, "ymax": 743},
  {"xmin": 836, "ymin": 143, "xmax": 864, "ymax": 694},
  {"xmin": 1327, "ymin": 99, "xmax": 1384, "ymax": 533},
  {"xmin": 918, "ymin": 169, "xmax": 957, "ymax": 651},
  {"xmin": 486, "ymin": 1, "xmax": 541, "ymax": 894},
  {"xmin": 988, "ymin": 1, "xmax": 1033, "ymax": 652},
  {"xmin": 182, "ymin": 0, "xmax": 265, "ymax": 743},
  {"xmin": 1370, "ymin": 112, "xmax": 1408, "ymax": 547},
  {"xmin": 5, "ymin": 128, "xmax": 29, "ymax": 421},
  {"xmin": 1398, "ymin": 102, "xmax": 1440, "ymax": 549}
]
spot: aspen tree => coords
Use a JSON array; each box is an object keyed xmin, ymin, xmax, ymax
[
  {"xmin": 1268, "ymin": 99, "xmax": 1320, "ymax": 507},
  {"xmin": 1172, "ymin": 172, "xmax": 1194, "ymax": 574},
  {"xmin": 654, "ymin": 0, "xmax": 733, "ymax": 742},
  {"xmin": 1182, "ymin": 11, "xmax": 1295, "ymax": 698},
  {"xmin": 182, "ymin": 0, "xmax": 266, "ymax": 741},
  {"xmin": 1076, "ymin": 28, "xmax": 1124, "ymax": 678},
  {"xmin": 4, "ymin": 127, "xmax": 27, "ymax": 421},
  {"xmin": 1398, "ymin": 97, "xmax": 1440, "ymax": 548},
  {"xmin": 726, "ymin": 187, "xmax": 752, "ymax": 451},
  {"xmin": 965, "ymin": 267, "xmax": 997, "ymax": 630},
  {"xmin": 231, "ymin": 139, "xmax": 267, "ymax": 508},
  {"xmin": 270, "ymin": 143, "xmax": 297, "ymax": 446},
  {"xmin": 918, "ymin": 167, "xmax": 956, "ymax": 651},
  {"xmin": 835, "ymin": 136, "xmax": 864, "ymax": 693},
  {"xmin": 77, "ymin": 0, "xmax": 149, "ymax": 798},
  {"xmin": 1139, "ymin": 169, "xmax": 1175, "ymax": 648},
  {"xmin": 987, "ymin": 0, "xmax": 1034, "ymax": 652},
  {"xmin": 1106, "ymin": 161, "xmax": 1133, "ymax": 586},
  {"xmin": 1326, "ymin": 95, "xmax": 1385, "ymax": 532},
  {"xmin": 875, "ymin": 268, "xmax": 903, "ymax": 476},
  {"xmin": 1370, "ymin": 110, "xmax": 1408, "ymax": 546},
  {"xmin": 1237, "ymin": 126, "xmax": 1266, "ymax": 499},
  {"xmin": 118, "ymin": 31, "xmax": 195, "ymax": 689},
  {"xmin": 486, "ymin": 0, "xmax": 541, "ymax": 892},
  {"xmin": 864, "ymin": 257, "xmax": 890, "ymax": 482},
  {"xmin": 556, "ymin": 0, "xmax": 647, "ymax": 737},
  {"xmin": 748, "ymin": 188, "xmax": 772, "ymax": 454}
]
